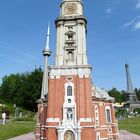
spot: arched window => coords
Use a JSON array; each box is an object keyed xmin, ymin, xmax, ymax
[
  {"xmin": 67, "ymin": 51, "xmax": 73, "ymax": 61},
  {"xmin": 106, "ymin": 109, "xmax": 111, "ymax": 123},
  {"xmin": 64, "ymin": 130, "xmax": 75, "ymax": 140},
  {"xmin": 67, "ymin": 86, "xmax": 72, "ymax": 96}
]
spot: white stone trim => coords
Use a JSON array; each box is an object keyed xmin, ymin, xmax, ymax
[
  {"xmin": 56, "ymin": 75, "xmax": 60, "ymax": 79},
  {"xmin": 96, "ymin": 132, "xmax": 100, "ymax": 140},
  {"xmin": 95, "ymin": 105, "xmax": 99, "ymax": 126},
  {"xmin": 45, "ymin": 126, "xmax": 57, "ymax": 128},
  {"xmin": 99, "ymin": 103, "xmax": 103, "ymax": 106},
  {"xmin": 111, "ymin": 123, "xmax": 118, "ymax": 125},
  {"xmin": 108, "ymin": 127, "xmax": 112, "ymax": 133},
  {"xmin": 50, "ymin": 76, "xmax": 55, "ymax": 79},
  {"xmin": 35, "ymin": 134, "xmax": 41, "ymax": 136},
  {"xmin": 96, "ymin": 124, "xmax": 118, "ymax": 129},
  {"xmin": 79, "ymin": 118, "xmax": 93, "ymax": 122},
  {"xmin": 57, "ymin": 123, "xmax": 82, "ymax": 140},
  {"xmin": 63, "ymin": 81, "xmax": 77, "ymax": 123},
  {"xmin": 105, "ymin": 106, "xmax": 110, "ymax": 110},
  {"xmin": 100, "ymin": 125, "xmax": 108, "ymax": 128},
  {"xmin": 95, "ymin": 127, "xmax": 108, "ymax": 131},
  {"xmin": 49, "ymin": 66, "xmax": 91, "ymax": 77},
  {"xmin": 85, "ymin": 75, "xmax": 89, "ymax": 78},
  {"xmin": 58, "ymin": 80, "xmax": 82, "ymax": 140},
  {"xmin": 79, "ymin": 75, "xmax": 84, "ymax": 78},
  {"xmin": 46, "ymin": 118, "xmax": 60, "ymax": 122},
  {"xmin": 107, "ymin": 133, "xmax": 119, "ymax": 136},
  {"xmin": 82, "ymin": 125, "xmax": 95, "ymax": 128},
  {"xmin": 100, "ymin": 138, "xmax": 108, "ymax": 140}
]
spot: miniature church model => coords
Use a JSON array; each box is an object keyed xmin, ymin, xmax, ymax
[{"xmin": 36, "ymin": 0, "xmax": 119, "ymax": 140}]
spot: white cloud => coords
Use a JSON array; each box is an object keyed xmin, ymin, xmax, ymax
[
  {"xmin": 123, "ymin": 19, "xmax": 135, "ymax": 28},
  {"xmin": 123, "ymin": 16, "xmax": 140, "ymax": 31},
  {"xmin": 136, "ymin": 0, "xmax": 140, "ymax": 9},
  {"xmin": 105, "ymin": 7, "xmax": 114, "ymax": 14},
  {"xmin": 105, "ymin": 0, "xmax": 120, "ymax": 15},
  {"xmin": 133, "ymin": 21, "xmax": 140, "ymax": 30}
]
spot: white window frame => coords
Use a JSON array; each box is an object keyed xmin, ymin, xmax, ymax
[
  {"xmin": 67, "ymin": 86, "xmax": 72, "ymax": 96},
  {"xmin": 95, "ymin": 105, "xmax": 99, "ymax": 126},
  {"xmin": 105, "ymin": 106, "xmax": 112, "ymax": 123},
  {"xmin": 65, "ymin": 82, "xmax": 74, "ymax": 97},
  {"xmin": 96, "ymin": 132, "xmax": 100, "ymax": 140},
  {"xmin": 63, "ymin": 82, "xmax": 77, "ymax": 122}
]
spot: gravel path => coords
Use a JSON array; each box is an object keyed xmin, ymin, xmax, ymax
[{"xmin": 7, "ymin": 130, "xmax": 140, "ymax": 140}]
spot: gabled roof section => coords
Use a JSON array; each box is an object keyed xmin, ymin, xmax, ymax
[{"xmin": 92, "ymin": 86, "xmax": 115, "ymax": 102}]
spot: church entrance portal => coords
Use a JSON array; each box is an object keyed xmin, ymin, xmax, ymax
[{"xmin": 64, "ymin": 131, "xmax": 75, "ymax": 140}]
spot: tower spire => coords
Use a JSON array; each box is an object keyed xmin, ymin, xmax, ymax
[
  {"xmin": 45, "ymin": 22, "xmax": 50, "ymax": 49},
  {"xmin": 125, "ymin": 63, "xmax": 140, "ymax": 106},
  {"xmin": 41, "ymin": 23, "xmax": 51, "ymax": 100},
  {"xmin": 125, "ymin": 63, "xmax": 134, "ymax": 93}
]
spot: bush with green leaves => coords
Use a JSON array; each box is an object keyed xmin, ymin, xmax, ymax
[{"xmin": 14, "ymin": 116, "xmax": 34, "ymax": 122}]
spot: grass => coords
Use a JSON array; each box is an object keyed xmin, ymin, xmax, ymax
[
  {"xmin": 0, "ymin": 116, "xmax": 139, "ymax": 139},
  {"xmin": 119, "ymin": 116, "xmax": 140, "ymax": 135},
  {"xmin": 0, "ymin": 121, "xmax": 36, "ymax": 140}
]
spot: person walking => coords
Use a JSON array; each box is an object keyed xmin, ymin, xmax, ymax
[{"xmin": 2, "ymin": 112, "xmax": 6, "ymax": 125}]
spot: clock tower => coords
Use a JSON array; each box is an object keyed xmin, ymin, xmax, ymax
[
  {"xmin": 61, "ymin": 0, "xmax": 83, "ymax": 16},
  {"xmin": 35, "ymin": 0, "xmax": 119, "ymax": 140},
  {"xmin": 55, "ymin": 0, "xmax": 87, "ymax": 66}
]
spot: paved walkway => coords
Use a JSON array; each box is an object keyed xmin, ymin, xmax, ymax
[
  {"xmin": 119, "ymin": 130, "xmax": 140, "ymax": 140},
  {"xmin": 8, "ymin": 132, "xmax": 35, "ymax": 140},
  {"xmin": 7, "ymin": 130, "xmax": 140, "ymax": 140}
]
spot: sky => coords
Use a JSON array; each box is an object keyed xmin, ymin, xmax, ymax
[{"xmin": 0, "ymin": 0, "xmax": 140, "ymax": 90}]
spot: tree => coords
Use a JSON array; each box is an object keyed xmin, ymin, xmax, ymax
[
  {"xmin": 23, "ymin": 68, "xmax": 43, "ymax": 111},
  {"xmin": 108, "ymin": 88, "xmax": 126, "ymax": 103},
  {"xmin": 0, "ymin": 67, "xmax": 43, "ymax": 111},
  {"xmin": 135, "ymin": 88, "xmax": 140, "ymax": 101}
]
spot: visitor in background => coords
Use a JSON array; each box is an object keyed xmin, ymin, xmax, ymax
[{"xmin": 2, "ymin": 112, "xmax": 6, "ymax": 125}]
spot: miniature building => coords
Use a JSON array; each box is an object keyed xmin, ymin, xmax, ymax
[
  {"xmin": 124, "ymin": 64, "xmax": 140, "ymax": 112},
  {"xmin": 35, "ymin": 0, "xmax": 119, "ymax": 140}
]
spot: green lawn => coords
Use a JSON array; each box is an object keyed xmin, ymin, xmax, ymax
[
  {"xmin": 119, "ymin": 116, "xmax": 140, "ymax": 135},
  {"xmin": 1, "ymin": 117, "xmax": 140, "ymax": 139},
  {"xmin": 0, "ymin": 121, "xmax": 36, "ymax": 140}
]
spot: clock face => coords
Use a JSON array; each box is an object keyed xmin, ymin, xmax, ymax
[{"xmin": 65, "ymin": 3, "xmax": 77, "ymax": 15}]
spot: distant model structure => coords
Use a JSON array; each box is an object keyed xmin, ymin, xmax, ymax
[{"xmin": 125, "ymin": 63, "xmax": 140, "ymax": 111}]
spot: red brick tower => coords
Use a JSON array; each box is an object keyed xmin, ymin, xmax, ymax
[{"xmin": 36, "ymin": 0, "xmax": 119, "ymax": 140}]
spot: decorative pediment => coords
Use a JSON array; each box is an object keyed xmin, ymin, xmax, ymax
[{"xmin": 65, "ymin": 30, "xmax": 75, "ymax": 36}]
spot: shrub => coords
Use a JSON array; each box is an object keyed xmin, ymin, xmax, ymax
[{"xmin": 14, "ymin": 116, "xmax": 34, "ymax": 122}]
